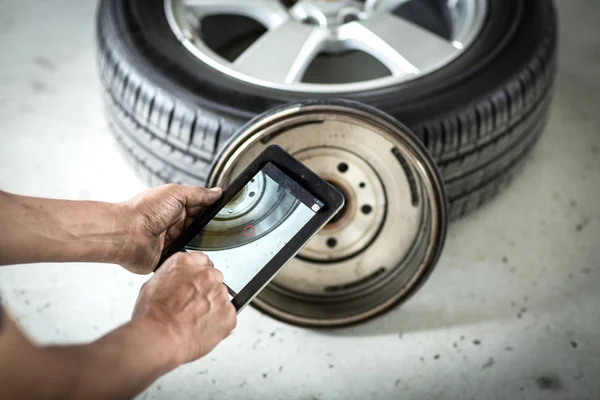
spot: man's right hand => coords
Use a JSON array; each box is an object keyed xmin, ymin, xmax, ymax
[
  {"xmin": 0, "ymin": 251, "xmax": 236, "ymax": 400},
  {"xmin": 132, "ymin": 252, "xmax": 237, "ymax": 365}
]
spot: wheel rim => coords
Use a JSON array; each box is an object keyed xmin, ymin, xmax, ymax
[
  {"xmin": 165, "ymin": 0, "xmax": 488, "ymax": 93},
  {"xmin": 208, "ymin": 102, "xmax": 447, "ymax": 326}
]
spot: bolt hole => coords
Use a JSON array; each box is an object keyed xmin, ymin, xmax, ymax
[
  {"xmin": 249, "ymin": 191, "xmax": 255, "ymax": 198},
  {"xmin": 361, "ymin": 205, "xmax": 372, "ymax": 215},
  {"xmin": 326, "ymin": 238, "xmax": 338, "ymax": 248},
  {"xmin": 359, "ymin": 182, "xmax": 366, "ymax": 188},
  {"xmin": 337, "ymin": 162, "xmax": 349, "ymax": 173}
]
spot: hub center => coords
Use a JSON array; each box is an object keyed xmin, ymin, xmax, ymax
[{"xmin": 291, "ymin": 0, "xmax": 365, "ymax": 27}]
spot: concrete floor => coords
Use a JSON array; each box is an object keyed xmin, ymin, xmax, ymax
[{"xmin": 0, "ymin": 1, "xmax": 599, "ymax": 399}]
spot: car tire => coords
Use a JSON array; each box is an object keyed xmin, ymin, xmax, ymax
[{"xmin": 96, "ymin": 0, "xmax": 557, "ymax": 220}]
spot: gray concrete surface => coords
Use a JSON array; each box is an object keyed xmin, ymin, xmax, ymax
[{"xmin": 0, "ymin": 1, "xmax": 599, "ymax": 399}]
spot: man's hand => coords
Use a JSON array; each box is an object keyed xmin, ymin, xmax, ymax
[
  {"xmin": 132, "ymin": 252, "xmax": 237, "ymax": 364},
  {"xmin": 119, "ymin": 184, "xmax": 222, "ymax": 274},
  {"xmin": 0, "ymin": 251, "xmax": 236, "ymax": 400},
  {"xmin": 0, "ymin": 185, "xmax": 221, "ymax": 271}
]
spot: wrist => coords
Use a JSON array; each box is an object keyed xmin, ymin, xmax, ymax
[
  {"xmin": 67, "ymin": 200, "xmax": 136, "ymax": 266},
  {"xmin": 103, "ymin": 201, "xmax": 140, "ymax": 266},
  {"xmin": 131, "ymin": 315, "xmax": 185, "ymax": 370}
]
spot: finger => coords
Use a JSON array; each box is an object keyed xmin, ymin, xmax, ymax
[
  {"xmin": 192, "ymin": 254, "xmax": 214, "ymax": 268},
  {"xmin": 177, "ymin": 186, "xmax": 223, "ymax": 208},
  {"xmin": 166, "ymin": 223, "xmax": 184, "ymax": 244},
  {"xmin": 164, "ymin": 252, "xmax": 190, "ymax": 270},
  {"xmin": 181, "ymin": 211, "xmax": 203, "ymax": 232},
  {"xmin": 224, "ymin": 303, "xmax": 238, "ymax": 332},
  {"xmin": 182, "ymin": 251, "xmax": 211, "ymax": 266},
  {"xmin": 209, "ymin": 267, "xmax": 224, "ymax": 284},
  {"xmin": 207, "ymin": 281, "xmax": 229, "ymax": 303},
  {"xmin": 218, "ymin": 284, "xmax": 229, "ymax": 301},
  {"xmin": 183, "ymin": 216, "xmax": 197, "ymax": 231},
  {"xmin": 186, "ymin": 204, "xmax": 206, "ymax": 218}
]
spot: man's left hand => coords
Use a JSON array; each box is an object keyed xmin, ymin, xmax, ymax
[{"xmin": 118, "ymin": 184, "xmax": 222, "ymax": 274}]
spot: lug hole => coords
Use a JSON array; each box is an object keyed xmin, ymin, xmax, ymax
[
  {"xmin": 249, "ymin": 191, "xmax": 255, "ymax": 198},
  {"xmin": 361, "ymin": 205, "xmax": 372, "ymax": 215},
  {"xmin": 326, "ymin": 238, "xmax": 338, "ymax": 248},
  {"xmin": 359, "ymin": 182, "xmax": 366, "ymax": 188},
  {"xmin": 337, "ymin": 162, "xmax": 349, "ymax": 173}
]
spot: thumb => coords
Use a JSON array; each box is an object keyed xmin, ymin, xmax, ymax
[{"xmin": 182, "ymin": 186, "xmax": 223, "ymax": 208}]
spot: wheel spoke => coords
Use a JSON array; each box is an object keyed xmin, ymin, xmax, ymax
[
  {"xmin": 339, "ymin": 13, "xmax": 460, "ymax": 76},
  {"xmin": 233, "ymin": 21, "xmax": 328, "ymax": 84},
  {"xmin": 183, "ymin": 0, "xmax": 289, "ymax": 29}
]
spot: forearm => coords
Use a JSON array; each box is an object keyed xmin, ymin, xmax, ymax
[
  {"xmin": 0, "ymin": 190, "xmax": 132, "ymax": 266},
  {"xmin": 1, "ymin": 311, "xmax": 181, "ymax": 400},
  {"xmin": 53, "ymin": 318, "xmax": 180, "ymax": 400}
]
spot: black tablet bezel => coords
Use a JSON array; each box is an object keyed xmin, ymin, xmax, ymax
[{"xmin": 155, "ymin": 145, "xmax": 345, "ymax": 312}]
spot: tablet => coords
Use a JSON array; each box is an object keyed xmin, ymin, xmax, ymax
[{"xmin": 156, "ymin": 145, "xmax": 345, "ymax": 312}]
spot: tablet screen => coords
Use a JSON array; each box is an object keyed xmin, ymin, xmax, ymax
[{"xmin": 185, "ymin": 162, "xmax": 324, "ymax": 298}]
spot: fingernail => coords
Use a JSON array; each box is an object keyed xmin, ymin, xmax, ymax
[{"xmin": 209, "ymin": 187, "xmax": 222, "ymax": 193}]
